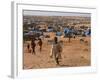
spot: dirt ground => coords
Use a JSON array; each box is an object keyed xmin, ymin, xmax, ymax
[{"xmin": 23, "ymin": 36, "xmax": 91, "ymax": 69}]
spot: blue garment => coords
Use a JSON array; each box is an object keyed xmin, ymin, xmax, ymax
[{"xmin": 64, "ymin": 28, "xmax": 69, "ymax": 34}]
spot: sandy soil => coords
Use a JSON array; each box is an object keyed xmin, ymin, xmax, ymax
[{"xmin": 23, "ymin": 36, "xmax": 91, "ymax": 69}]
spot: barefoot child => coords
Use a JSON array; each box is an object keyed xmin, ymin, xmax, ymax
[
  {"xmin": 31, "ymin": 39, "xmax": 36, "ymax": 55},
  {"xmin": 27, "ymin": 43, "xmax": 30, "ymax": 53},
  {"xmin": 38, "ymin": 38, "xmax": 43, "ymax": 52}
]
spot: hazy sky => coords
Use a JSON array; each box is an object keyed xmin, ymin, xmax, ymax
[{"xmin": 23, "ymin": 10, "xmax": 91, "ymax": 17}]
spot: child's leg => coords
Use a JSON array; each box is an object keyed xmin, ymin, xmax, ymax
[
  {"xmin": 40, "ymin": 46, "xmax": 42, "ymax": 52},
  {"xmin": 33, "ymin": 48, "xmax": 36, "ymax": 54},
  {"xmin": 56, "ymin": 58, "xmax": 59, "ymax": 65}
]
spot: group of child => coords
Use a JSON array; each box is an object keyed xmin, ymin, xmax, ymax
[
  {"xmin": 27, "ymin": 38, "xmax": 43, "ymax": 55},
  {"xmin": 26, "ymin": 36, "xmax": 63, "ymax": 65}
]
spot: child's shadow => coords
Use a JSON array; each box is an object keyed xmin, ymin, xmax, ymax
[{"xmin": 59, "ymin": 64, "xmax": 70, "ymax": 67}]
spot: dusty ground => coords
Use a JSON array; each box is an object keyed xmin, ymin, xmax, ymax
[{"xmin": 23, "ymin": 36, "xmax": 91, "ymax": 69}]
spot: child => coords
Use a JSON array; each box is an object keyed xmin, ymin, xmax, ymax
[
  {"xmin": 50, "ymin": 37, "xmax": 62, "ymax": 65},
  {"xmin": 31, "ymin": 39, "xmax": 36, "ymax": 55},
  {"xmin": 27, "ymin": 43, "xmax": 30, "ymax": 53},
  {"xmin": 38, "ymin": 38, "xmax": 43, "ymax": 52}
]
